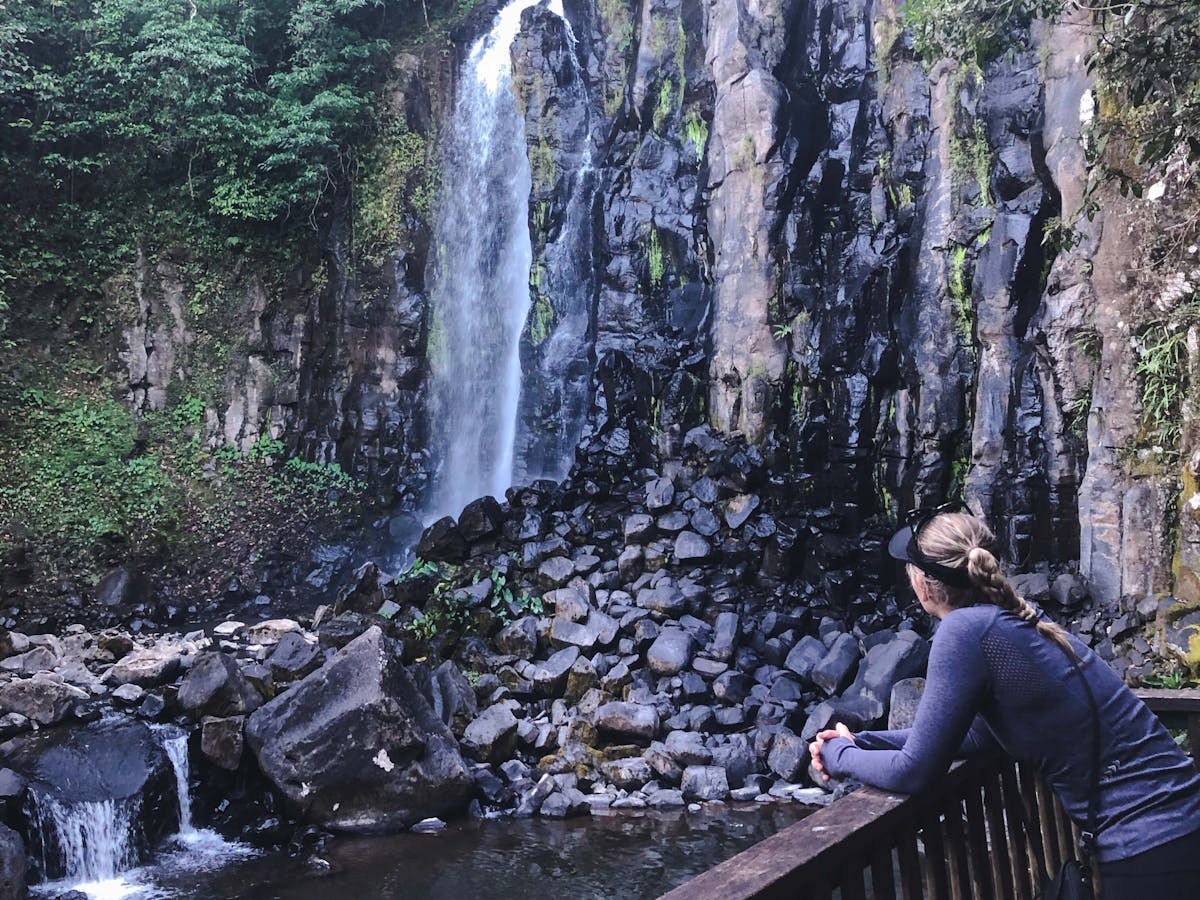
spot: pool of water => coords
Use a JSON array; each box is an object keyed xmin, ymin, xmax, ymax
[{"xmin": 46, "ymin": 804, "xmax": 811, "ymax": 900}]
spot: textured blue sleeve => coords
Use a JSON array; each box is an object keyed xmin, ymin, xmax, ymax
[
  {"xmin": 820, "ymin": 611, "xmax": 990, "ymax": 792},
  {"xmin": 855, "ymin": 716, "xmax": 997, "ymax": 757}
]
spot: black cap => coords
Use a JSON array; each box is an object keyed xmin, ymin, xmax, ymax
[{"xmin": 888, "ymin": 525, "xmax": 975, "ymax": 589}]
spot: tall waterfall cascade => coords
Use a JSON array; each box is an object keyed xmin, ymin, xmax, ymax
[{"xmin": 424, "ymin": 0, "xmax": 590, "ymax": 523}]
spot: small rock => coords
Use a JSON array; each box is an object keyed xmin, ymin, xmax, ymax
[
  {"xmin": 201, "ymin": 715, "xmax": 246, "ymax": 771},
  {"xmin": 681, "ymin": 765, "xmax": 729, "ymax": 802},
  {"xmin": 674, "ymin": 531, "xmax": 711, "ymax": 561},
  {"xmin": 647, "ymin": 629, "xmax": 694, "ymax": 676},
  {"xmin": 111, "ymin": 683, "xmax": 145, "ymax": 705},
  {"xmin": 594, "ymin": 702, "xmax": 659, "ymax": 742}
]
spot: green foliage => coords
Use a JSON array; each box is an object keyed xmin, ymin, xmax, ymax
[
  {"xmin": 653, "ymin": 78, "xmax": 676, "ymax": 133},
  {"xmin": 529, "ymin": 137, "xmax": 557, "ymax": 190},
  {"xmin": 948, "ymin": 243, "xmax": 974, "ymax": 344},
  {"xmin": 1143, "ymin": 669, "xmax": 1200, "ymax": 690},
  {"xmin": 281, "ymin": 456, "xmax": 360, "ymax": 496},
  {"xmin": 353, "ymin": 120, "xmax": 436, "ymax": 260},
  {"xmin": 902, "ymin": 0, "xmax": 1061, "ymax": 63},
  {"xmin": 529, "ymin": 292, "xmax": 555, "ymax": 345},
  {"xmin": 1092, "ymin": 1, "xmax": 1200, "ymax": 178},
  {"xmin": 1065, "ymin": 387, "xmax": 1092, "ymax": 440},
  {"xmin": 647, "ymin": 227, "xmax": 666, "ymax": 289},
  {"xmin": 0, "ymin": 379, "xmax": 184, "ymax": 574},
  {"xmin": 0, "ymin": 0, "xmax": 437, "ymax": 317},
  {"xmin": 684, "ymin": 110, "xmax": 708, "ymax": 163},
  {"xmin": 947, "ymin": 62, "xmax": 993, "ymax": 206},
  {"xmin": 1134, "ymin": 320, "xmax": 1190, "ymax": 448},
  {"xmin": 399, "ymin": 556, "xmax": 439, "ymax": 579},
  {"xmin": 484, "ymin": 564, "xmax": 542, "ymax": 622},
  {"xmin": 1073, "ymin": 328, "xmax": 1102, "ymax": 363},
  {"xmin": 771, "ymin": 323, "xmax": 793, "ymax": 340}
]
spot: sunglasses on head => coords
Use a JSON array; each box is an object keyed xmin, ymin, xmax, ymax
[
  {"xmin": 903, "ymin": 500, "xmax": 968, "ymax": 540},
  {"xmin": 899, "ymin": 500, "xmax": 973, "ymax": 589}
]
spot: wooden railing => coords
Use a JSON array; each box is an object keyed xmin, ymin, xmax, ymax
[{"xmin": 661, "ymin": 688, "xmax": 1200, "ymax": 900}]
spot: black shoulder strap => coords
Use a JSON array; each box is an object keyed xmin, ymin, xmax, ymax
[{"xmin": 1059, "ymin": 643, "xmax": 1101, "ymax": 872}]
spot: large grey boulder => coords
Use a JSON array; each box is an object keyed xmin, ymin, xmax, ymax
[
  {"xmin": 106, "ymin": 643, "xmax": 184, "ymax": 688},
  {"xmin": 810, "ymin": 633, "xmax": 860, "ymax": 695},
  {"xmin": 767, "ymin": 728, "xmax": 809, "ymax": 781},
  {"xmin": 530, "ymin": 647, "xmax": 580, "ymax": 698},
  {"xmin": 838, "ymin": 632, "xmax": 930, "ymax": 726},
  {"xmin": 495, "ymin": 616, "xmax": 539, "ymax": 658},
  {"xmin": 246, "ymin": 626, "xmax": 472, "ymax": 832},
  {"xmin": 783, "ymin": 635, "xmax": 827, "ymax": 681},
  {"xmin": 889, "ymin": 678, "xmax": 926, "ymax": 730}
]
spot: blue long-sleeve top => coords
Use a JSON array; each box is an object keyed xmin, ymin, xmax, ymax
[{"xmin": 819, "ymin": 605, "xmax": 1200, "ymax": 862}]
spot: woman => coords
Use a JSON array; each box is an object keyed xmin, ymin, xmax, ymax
[{"xmin": 810, "ymin": 511, "xmax": 1200, "ymax": 898}]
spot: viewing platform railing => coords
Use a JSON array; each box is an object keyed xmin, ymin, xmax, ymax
[{"xmin": 661, "ymin": 687, "xmax": 1200, "ymax": 900}]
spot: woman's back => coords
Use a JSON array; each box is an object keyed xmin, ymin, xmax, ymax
[{"xmin": 965, "ymin": 605, "xmax": 1200, "ymax": 861}]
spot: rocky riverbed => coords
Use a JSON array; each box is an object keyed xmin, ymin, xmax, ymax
[{"xmin": 2, "ymin": 423, "xmax": 1194, "ymax": 898}]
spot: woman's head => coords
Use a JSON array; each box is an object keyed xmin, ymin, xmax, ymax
[{"xmin": 891, "ymin": 511, "xmax": 1073, "ymax": 651}]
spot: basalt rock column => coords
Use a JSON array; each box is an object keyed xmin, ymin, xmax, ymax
[{"xmin": 705, "ymin": 0, "xmax": 796, "ymax": 441}]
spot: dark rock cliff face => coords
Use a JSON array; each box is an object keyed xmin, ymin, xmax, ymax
[{"xmin": 109, "ymin": 0, "xmax": 1189, "ymax": 612}]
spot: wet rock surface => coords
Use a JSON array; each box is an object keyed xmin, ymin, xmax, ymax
[{"xmin": 246, "ymin": 627, "xmax": 473, "ymax": 832}]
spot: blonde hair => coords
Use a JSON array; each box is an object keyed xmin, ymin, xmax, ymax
[{"xmin": 913, "ymin": 513, "xmax": 1075, "ymax": 654}]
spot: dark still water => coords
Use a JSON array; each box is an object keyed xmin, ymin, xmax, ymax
[{"xmin": 153, "ymin": 805, "xmax": 811, "ymax": 900}]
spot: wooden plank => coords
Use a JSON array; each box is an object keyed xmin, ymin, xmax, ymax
[
  {"xmin": 999, "ymin": 763, "xmax": 1034, "ymax": 900},
  {"xmin": 919, "ymin": 810, "xmax": 950, "ymax": 900},
  {"xmin": 841, "ymin": 865, "xmax": 868, "ymax": 900},
  {"xmin": 1033, "ymin": 775, "xmax": 1062, "ymax": 872},
  {"xmin": 896, "ymin": 825, "xmax": 925, "ymax": 900},
  {"xmin": 962, "ymin": 774, "xmax": 995, "ymax": 900},
  {"xmin": 1048, "ymin": 782, "xmax": 1075, "ymax": 867},
  {"xmin": 1133, "ymin": 687, "xmax": 1200, "ymax": 712},
  {"xmin": 662, "ymin": 759, "xmax": 992, "ymax": 900},
  {"xmin": 869, "ymin": 845, "xmax": 899, "ymax": 900},
  {"xmin": 941, "ymin": 799, "xmax": 973, "ymax": 900},
  {"xmin": 981, "ymin": 770, "xmax": 1015, "ymax": 900}
]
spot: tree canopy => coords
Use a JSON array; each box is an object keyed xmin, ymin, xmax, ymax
[{"xmin": 0, "ymin": 0, "xmax": 430, "ymax": 320}]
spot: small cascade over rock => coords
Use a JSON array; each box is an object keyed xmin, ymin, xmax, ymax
[
  {"xmin": 424, "ymin": 0, "xmax": 588, "ymax": 523},
  {"xmin": 26, "ymin": 794, "xmax": 140, "ymax": 885},
  {"xmin": 9, "ymin": 718, "xmax": 177, "ymax": 884},
  {"xmin": 160, "ymin": 730, "xmax": 195, "ymax": 836}
]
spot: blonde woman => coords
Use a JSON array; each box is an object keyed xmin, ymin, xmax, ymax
[{"xmin": 811, "ymin": 511, "xmax": 1200, "ymax": 899}]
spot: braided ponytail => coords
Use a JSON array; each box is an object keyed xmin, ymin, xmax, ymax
[
  {"xmin": 916, "ymin": 514, "xmax": 1076, "ymax": 655},
  {"xmin": 966, "ymin": 545, "xmax": 1075, "ymax": 654}
]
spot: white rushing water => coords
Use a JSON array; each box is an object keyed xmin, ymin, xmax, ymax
[
  {"xmin": 28, "ymin": 794, "xmax": 141, "ymax": 885},
  {"xmin": 424, "ymin": 0, "xmax": 569, "ymax": 522},
  {"xmin": 31, "ymin": 730, "xmax": 252, "ymax": 900}
]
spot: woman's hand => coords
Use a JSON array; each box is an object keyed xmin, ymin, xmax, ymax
[{"xmin": 809, "ymin": 722, "xmax": 856, "ymax": 782}]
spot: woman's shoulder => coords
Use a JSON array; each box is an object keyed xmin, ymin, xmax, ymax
[{"xmin": 936, "ymin": 605, "xmax": 1004, "ymax": 640}]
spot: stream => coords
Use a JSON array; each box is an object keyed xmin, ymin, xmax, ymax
[{"xmin": 39, "ymin": 804, "xmax": 808, "ymax": 900}]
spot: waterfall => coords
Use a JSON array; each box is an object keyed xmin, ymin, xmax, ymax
[
  {"xmin": 27, "ymin": 794, "xmax": 141, "ymax": 885},
  {"xmin": 424, "ymin": 0, "xmax": 578, "ymax": 522},
  {"xmin": 162, "ymin": 732, "xmax": 194, "ymax": 836}
]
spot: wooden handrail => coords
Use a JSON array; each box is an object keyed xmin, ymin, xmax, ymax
[{"xmin": 663, "ymin": 690, "xmax": 1200, "ymax": 900}]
